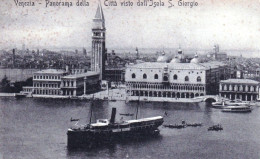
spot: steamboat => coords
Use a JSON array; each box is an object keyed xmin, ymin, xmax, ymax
[{"xmin": 67, "ymin": 107, "xmax": 164, "ymax": 148}]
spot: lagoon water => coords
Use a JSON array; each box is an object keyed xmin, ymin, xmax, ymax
[{"xmin": 0, "ymin": 97, "xmax": 260, "ymax": 159}]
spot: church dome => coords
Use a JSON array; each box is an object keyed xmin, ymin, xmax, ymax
[
  {"xmin": 190, "ymin": 53, "xmax": 199, "ymax": 64},
  {"xmin": 170, "ymin": 56, "xmax": 180, "ymax": 63},
  {"xmin": 178, "ymin": 49, "xmax": 182, "ymax": 54},
  {"xmin": 157, "ymin": 52, "xmax": 169, "ymax": 62}
]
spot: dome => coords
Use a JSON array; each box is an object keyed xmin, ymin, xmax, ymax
[
  {"xmin": 178, "ymin": 49, "xmax": 182, "ymax": 54},
  {"xmin": 190, "ymin": 53, "xmax": 199, "ymax": 64},
  {"xmin": 157, "ymin": 56, "xmax": 168, "ymax": 62},
  {"xmin": 170, "ymin": 56, "xmax": 180, "ymax": 63},
  {"xmin": 157, "ymin": 52, "xmax": 169, "ymax": 62}
]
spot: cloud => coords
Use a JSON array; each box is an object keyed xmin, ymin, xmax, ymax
[{"xmin": 0, "ymin": 0, "xmax": 259, "ymax": 51}]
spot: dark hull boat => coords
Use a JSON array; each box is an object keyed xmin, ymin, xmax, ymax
[
  {"xmin": 119, "ymin": 113, "xmax": 134, "ymax": 116},
  {"xmin": 208, "ymin": 124, "xmax": 223, "ymax": 131},
  {"xmin": 67, "ymin": 108, "xmax": 164, "ymax": 148}
]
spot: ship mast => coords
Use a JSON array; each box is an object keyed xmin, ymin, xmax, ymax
[{"xmin": 89, "ymin": 96, "xmax": 94, "ymax": 124}]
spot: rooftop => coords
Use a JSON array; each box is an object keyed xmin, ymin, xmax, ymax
[
  {"xmin": 220, "ymin": 79, "xmax": 259, "ymax": 84},
  {"xmin": 35, "ymin": 69, "xmax": 66, "ymax": 74},
  {"xmin": 62, "ymin": 71, "xmax": 99, "ymax": 79},
  {"xmin": 127, "ymin": 61, "xmax": 226, "ymax": 70}
]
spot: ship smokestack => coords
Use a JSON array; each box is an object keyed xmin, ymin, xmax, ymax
[{"xmin": 110, "ymin": 107, "xmax": 116, "ymax": 124}]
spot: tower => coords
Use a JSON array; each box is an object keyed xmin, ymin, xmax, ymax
[
  {"xmin": 12, "ymin": 48, "xmax": 16, "ymax": 68},
  {"xmin": 91, "ymin": 3, "xmax": 106, "ymax": 80},
  {"xmin": 136, "ymin": 47, "xmax": 139, "ymax": 59}
]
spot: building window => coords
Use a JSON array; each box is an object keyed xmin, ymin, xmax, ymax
[
  {"xmin": 143, "ymin": 74, "xmax": 147, "ymax": 79},
  {"xmin": 154, "ymin": 74, "xmax": 158, "ymax": 79},
  {"xmin": 185, "ymin": 76, "xmax": 189, "ymax": 81},
  {"xmin": 132, "ymin": 73, "xmax": 136, "ymax": 79},
  {"xmin": 163, "ymin": 76, "xmax": 168, "ymax": 81},
  {"xmin": 173, "ymin": 74, "xmax": 178, "ymax": 80},
  {"xmin": 197, "ymin": 76, "xmax": 201, "ymax": 82}
]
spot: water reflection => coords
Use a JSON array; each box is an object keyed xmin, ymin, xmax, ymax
[{"xmin": 1, "ymin": 98, "xmax": 260, "ymax": 159}]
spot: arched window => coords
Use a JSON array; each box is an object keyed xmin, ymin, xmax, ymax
[
  {"xmin": 173, "ymin": 74, "xmax": 178, "ymax": 80},
  {"xmin": 132, "ymin": 73, "xmax": 136, "ymax": 79},
  {"xmin": 154, "ymin": 74, "xmax": 158, "ymax": 79},
  {"xmin": 143, "ymin": 74, "xmax": 147, "ymax": 79},
  {"xmin": 163, "ymin": 76, "xmax": 168, "ymax": 81},
  {"xmin": 185, "ymin": 76, "xmax": 189, "ymax": 81},
  {"xmin": 197, "ymin": 76, "xmax": 201, "ymax": 82}
]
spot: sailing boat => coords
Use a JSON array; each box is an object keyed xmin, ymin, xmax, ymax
[{"xmin": 67, "ymin": 96, "xmax": 164, "ymax": 148}]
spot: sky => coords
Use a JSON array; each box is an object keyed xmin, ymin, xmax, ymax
[{"xmin": 0, "ymin": 0, "xmax": 259, "ymax": 52}]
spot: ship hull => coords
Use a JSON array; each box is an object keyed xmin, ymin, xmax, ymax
[{"xmin": 67, "ymin": 122, "xmax": 162, "ymax": 148}]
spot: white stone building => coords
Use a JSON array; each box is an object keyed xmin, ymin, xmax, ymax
[
  {"xmin": 219, "ymin": 79, "xmax": 259, "ymax": 101},
  {"xmin": 125, "ymin": 52, "xmax": 229, "ymax": 101}
]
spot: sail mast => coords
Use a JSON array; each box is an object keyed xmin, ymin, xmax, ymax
[{"xmin": 89, "ymin": 96, "xmax": 94, "ymax": 124}]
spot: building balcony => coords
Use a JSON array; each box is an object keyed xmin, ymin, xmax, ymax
[
  {"xmin": 128, "ymin": 87, "xmax": 205, "ymax": 93},
  {"xmin": 219, "ymin": 90, "xmax": 258, "ymax": 94},
  {"xmin": 33, "ymin": 79, "xmax": 61, "ymax": 82},
  {"xmin": 60, "ymin": 86, "xmax": 77, "ymax": 89}
]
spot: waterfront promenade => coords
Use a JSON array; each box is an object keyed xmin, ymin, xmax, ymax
[{"xmin": 1, "ymin": 88, "xmax": 227, "ymax": 103}]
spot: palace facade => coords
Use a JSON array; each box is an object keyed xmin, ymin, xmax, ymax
[
  {"xmin": 125, "ymin": 52, "xmax": 229, "ymax": 100},
  {"xmin": 219, "ymin": 79, "xmax": 259, "ymax": 101},
  {"xmin": 61, "ymin": 72, "xmax": 100, "ymax": 96}
]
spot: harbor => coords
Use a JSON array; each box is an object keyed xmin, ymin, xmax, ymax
[
  {"xmin": 1, "ymin": 97, "xmax": 260, "ymax": 159},
  {"xmin": 0, "ymin": 0, "xmax": 259, "ymax": 158}
]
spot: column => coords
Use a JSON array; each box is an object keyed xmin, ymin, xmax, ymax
[
  {"xmin": 229, "ymin": 94, "xmax": 232, "ymax": 100},
  {"xmin": 84, "ymin": 77, "xmax": 87, "ymax": 95},
  {"xmin": 245, "ymin": 95, "xmax": 248, "ymax": 101},
  {"xmin": 73, "ymin": 80, "xmax": 76, "ymax": 88},
  {"xmin": 251, "ymin": 95, "xmax": 253, "ymax": 101},
  {"xmin": 240, "ymin": 85, "xmax": 243, "ymax": 91}
]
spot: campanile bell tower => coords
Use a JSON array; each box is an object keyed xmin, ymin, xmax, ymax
[{"xmin": 91, "ymin": 2, "xmax": 106, "ymax": 80}]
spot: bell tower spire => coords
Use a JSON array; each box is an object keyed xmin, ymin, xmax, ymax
[{"xmin": 91, "ymin": 2, "xmax": 106, "ymax": 80}]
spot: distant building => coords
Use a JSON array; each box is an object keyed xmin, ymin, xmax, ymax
[
  {"xmin": 12, "ymin": 49, "xmax": 15, "ymax": 68},
  {"xmin": 236, "ymin": 70, "xmax": 243, "ymax": 79},
  {"xmin": 136, "ymin": 47, "xmax": 139, "ymax": 59},
  {"xmin": 32, "ymin": 69, "xmax": 67, "ymax": 96},
  {"xmin": 219, "ymin": 79, "xmax": 259, "ymax": 101},
  {"xmin": 105, "ymin": 50, "xmax": 126, "ymax": 84},
  {"xmin": 104, "ymin": 68, "xmax": 125, "ymax": 83},
  {"xmin": 22, "ymin": 69, "xmax": 100, "ymax": 97},
  {"xmin": 83, "ymin": 48, "xmax": 87, "ymax": 57},
  {"xmin": 61, "ymin": 72, "xmax": 100, "ymax": 96},
  {"xmin": 207, "ymin": 44, "xmax": 227, "ymax": 61}
]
